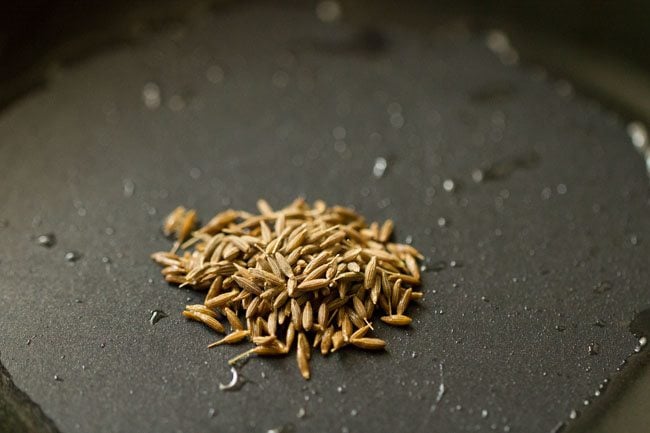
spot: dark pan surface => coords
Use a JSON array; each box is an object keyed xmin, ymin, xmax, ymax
[{"xmin": 1, "ymin": 3, "xmax": 649, "ymax": 432}]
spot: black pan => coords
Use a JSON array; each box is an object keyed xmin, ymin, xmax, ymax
[{"xmin": 1, "ymin": 1, "xmax": 649, "ymax": 432}]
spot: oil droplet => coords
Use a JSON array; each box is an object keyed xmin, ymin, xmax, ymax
[
  {"xmin": 350, "ymin": 409, "xmax": 358, "ymax": 416},
  {"xmin": 481, "ymin": 409, "xmax": 489, "ymax": 418},
  {"xmin": 272, "ymin": 71, "xmax": 289, "ymax": 88},
  {"xmin": 189, "ymin": 167, "xmax": 202, "ymax": 180},
  {"xmin": 65, "ymin": 251, "xmax": 81, "ymax": 262},
  {"xmin": 442, "ymin": 179, "xmax": 455, "ymax": 192},
  {"xmin": 149, "ymin": 310, "xmax": 168, "ymax": 325},
  {"xmin": 220, "ymin": 366, "xmax": 245, "ymax": 391},
  {"xmin": 267, "ymin": 423, "xmax": 295, "ymax": 433},
  {"xmin": 123, "ymin": 179, "xmax": 135, "ymax": 197},
  {"xmin": 373, "ymin": 157, "xmax": 388, "ymax": 178},
  {"xmin": 569, "ymin": 409, "xmax": 578, "ymax": 419},
  {"xmin": 208, "ymin": 408, "xmax": 216, "ymax": 418},
  {"xmin": 206, "ymin": 65, "xmax": 224, "ymax": 84},
  {"xmin": 168, "ymin": 95, "xmax": 186, "ymax": 111},
  {"xmin": 142, "ymin": 82, "xmax": 161, "ymax": 110},
  {"xmin": 332, "ymin": 126, "xmax": 346, "ymax": 140},
  {"xmin": 437, "ymin": 217, "xmax": 448, "ymax": 227},
  {"xmin": 54, "ymin": 375, "xmax": 62, "ymax": 381},
  {"xmin": 485, "ymin": 29, "xmax": 518, "ymax": 65},
  {"xmin": 36, "ymin": 233, "xmax": 56, "ymax": 248},
  {"xmin": 296, "ymin": 407, "xmax": 306, "ymax": 418},
  {"xmin": 627, "ymin": 121, "xmax": 648, "ymax": 152},
  {"xmin": 315, "ymin": 0, "xmax": 341, "ymax": 23}
]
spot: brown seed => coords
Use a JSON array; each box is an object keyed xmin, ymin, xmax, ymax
[
  {"xmin": 185, "ymin": 304, "xmax": 218, "ymax": 318},
  {"xmin": 245, "ymin": 296, "xmax": 261, "ymax": 319},
  {"xmin": 204, "ymin": 275, "xmax": 223, "ymax": 302},
  {"xmin": 388, "ymin": 273, "xmax": 420, "ymax": 286},
  {"xmin": 352, "ymin": 296, "xmax": 367, "ymax": 319},
  {"xmin": 291, "ymin": 299, "xmax": 302, "ymax": 331},
  {"xmin": 207, "ymin": 330, "xmax": 250, "ymax": 347},
  {"xmin": 183, "ymin": 310, "xmax": 225, "ymax": 333},
  {"xmin": 267, "ymin": 309, "xmax": 278, "ymax": 335},
  {"xmin": 370, "ymin": 276, "xmax": 381, "ymax": 305},
  {"xmin": 163, "ymin": 206, "xmax": 185, "ymax": 236},
  {"xmin": 410, "ymin": 291, "xmax": 424, "ymax": 300},
  {"xmin": 224, "ymin": 307, "xmax": 244, "ymax": 331},
  {"xmin": 317, "ymin": 302, "xmax": 328, "ymax": 327},
  {"xmin": 275, "ymin": 252, "xmax": 294, "ymax": 278},
  {"xmin": 321, "ymin": 326, "xmax": 334, "ymax": 355},
  {"xmin": 252, "ymin": 335, "xmax": 277, "ymax": 347},
  {"xmin": 265, "ymin": 255, "xmax": 283, "ymax": 279},
  {"xmin": 286, "ymin": 247, "xmax": 303, "ymax": 266},
  {"xmin": 326, "ymin": 258, "xmax": 339, "ymax": 280},
  {"xmin": 204, "ymin": 290, "xmax": 239, "ymax": 309},
  {"xmin": 397, "ymin": 288, "xmax": 412, "ymax": 315},
  {"xmin": 274, "ymin": 213, "xmax": 285, "ymax": 238},
  {"xmin": 298, "ymin": 332, "xmax": 311, "ymax": 361},
  {"xmin": 233, "ymin": 275, "xmax": 262, "ymax": 296},
  {"xmin": 284, "ymin": 228, "xmax": 307, "ymax": 253},
  {"xmin": 379, "ymin": 219, "xmax": 394, "ymax": 242},
  {"xmin": 347, "ymin": 309, "xmax": 366, "ymax": 329},
  {"xmin": 297, "ymin": 339, "xmax": 311, "ymax": 380},
  {"xmin": 257, "ymin": 316, "xmax": 269, "ymax": 335},
  {"xmin": 347, "ymin": 262, "xmax": 361, "ymax": 273},
  {"xmin": 286, "ymin": 323, "xmax": 296, "ymax": 349},
  {"xmin": 364, "ymin": 256, "xmax": 377, "ymax": 289},
  {"xmin": 334, "ymin": 272, "xmax": 364, "ymax": 283},
  {"xmin": 350, "ymin": 324, "xmax": 371, "ymax": 340},
  {"xmin": 259, "ymin": 219, "xmax": 273, "ymax": 244},
  {"xmin": 256, "ymin": 199, "xmax": 274, "ymax": 215},
  {"xmin": 302, "ymin": 262, "xmax": 330, "ymax": 282},
  {"xmin": 380, "ymin": 314, "xmax": 412, "ymax": 326},
  {"xmin": 303, "ymin": 251, "xmax": 330, "ymax": 275},
  {"xmin": 178, "ymin": 210, "xmax": 197, "ymax": 242},
  {"xmin": 254, "ymin": 345, "xmax": 287, "ymax": 356},
  {"xmin": 341, "ymin": 312, "xmax": 353, "ymax": 341},
  {"xmin": 391, "ymin": 277, "xmax": 401, "ymax": 310},
  {"xmin": 248, "ymin": 268, "xmax": 285, "ymax": 287},
  {"xmin": 151, "ymin": 251, "xmax": 181, "ymax": 267},
  {"xmin": 331, "ymin": 330, "xmax": 346, "ymax": 351},
  {"xmin": 351, "ymin": 337, "xmax": 386, "ymax": 350},
  {"xmin": 302, "ymin": 301, "xmax": 314, "ymax": 331},
  {"xmin": 200, "ymin": 209, "xmax": 238, "ymax": 234},
  {"xmin": 319, "ymin": 231, "xmax": 346, "ymax": 249},
  {"xmin": 297, "ymin": 278, "xmax": 330, "ymax": 291},
  {"xmin": 404, "ymin": 254, "xmax": 420, "ymax": 280},
  {"xmin": 273, "ymin": 290, "xmax": 289, "ymax": 309}
]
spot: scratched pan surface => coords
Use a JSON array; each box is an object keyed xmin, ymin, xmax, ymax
[{"xmin": 1, "ymin": 2, "xmax": 649, "ymax": 433}]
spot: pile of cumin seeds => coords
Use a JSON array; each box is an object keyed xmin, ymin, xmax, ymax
[{"xmin": 151, "ymin": 198, "xmax": 424, "ymax": 379}]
